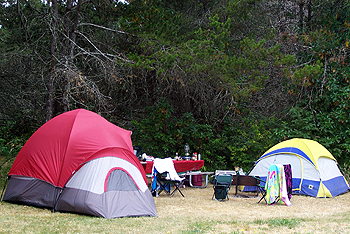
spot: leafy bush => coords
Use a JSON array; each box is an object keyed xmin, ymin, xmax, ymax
[
  {"xmin": 0, "ymin": 121, "xmax": 31, "ymax": 189},
  {"xmin": 224, "ymin": 117, "xmax": 276, "ymax": 172},
  {"xmin": 131, "ymin": 99, "xmax": 214, "ymax": 159},
  {"xmin": 131, "ymin": 99, "xmax": 277, "ymax": 172}
]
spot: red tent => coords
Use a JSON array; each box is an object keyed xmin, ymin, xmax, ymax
[{"xmin": 3, "ymin": 109, "xmax": 157, "ymax": 218}]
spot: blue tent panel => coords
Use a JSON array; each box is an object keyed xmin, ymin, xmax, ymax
[
  {"xmin": 260, "ymin": 147, "xmax": 315, "ymax": 167},
  {"xmin": 323, "ymin": 176, "xmax": 350, "ymax": 197}
]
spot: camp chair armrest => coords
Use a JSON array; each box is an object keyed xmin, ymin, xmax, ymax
[{"xmin": 251, "ymin": 176, "xmax": 265, "ymax": 183}]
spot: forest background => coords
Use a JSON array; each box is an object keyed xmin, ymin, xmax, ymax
[{"xmin": 1, "ymin": 0, "xmax": 350, "ymax": 187}]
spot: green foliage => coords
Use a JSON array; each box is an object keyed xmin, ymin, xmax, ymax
[
  {"xmin": 280, "ymin": 0, "xmax": 350, "ymax": 167},
  {"xmin": 131, "ymin": 99, "xmax": 214, "ymax": 159},
  {"xmin": 0, "ymin": 121, "xmax": 30, "ymax": 189},
  {"xmin": 272, "ymin": 107, "xmax": 318, "ymax": 139},
  {"xmin": 2, "ymin": 0, "xmax": 350, "ymax": 173},
  {"xmin": 291, "ymin": 60, "xmax": 323, "ymax": 86},
  {"xmin": 120, "ymin": 0, "xmax": 201, "ymax": 42},
  {"xmin": 224, "ymin": 117, "xmax": 277, "ymax": 172},
  {"xmin": 131, "ymin": 99, "xmax": 229, "ymax": 171},
  {"xmin": 131, "ymin": 99, "xmax": 276, "ymax": 172}
]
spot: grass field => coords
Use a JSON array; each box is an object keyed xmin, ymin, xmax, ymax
[{"xmin": 1, "ymin": 185, "xmax": 350, "ymax": 234}]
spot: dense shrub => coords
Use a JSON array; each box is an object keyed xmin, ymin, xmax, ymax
[
  {"xmin": 131, "ymin": 99, "xmax": 278, "ymax": 172},
  {"xmin": 0, "ymin": 121, "xmax": 30, "ymax": 189}
]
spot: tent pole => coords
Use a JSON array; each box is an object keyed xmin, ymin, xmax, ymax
[
  {"xmin": 0, "ymin": 176, "xmax": 9, "ymax": 202},
  {"xmin": 246, "ymin": 161, "xmax": 256, "ymax": 175},
  {"xmin": 338, "ymin": 164, "xmax": 350, "ymax": 182},
  {"xmin": 52, "ymin": 188, "xmax": 64, "ymax": 213}
]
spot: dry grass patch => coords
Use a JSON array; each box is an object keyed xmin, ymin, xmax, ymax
[{"xmin": 1, "ymin": 186, "xmax": 350, "ymax": 233}]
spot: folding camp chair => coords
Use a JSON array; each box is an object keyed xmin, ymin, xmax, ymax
[
  {"xmin": 212, "ymin": 174, "xmax": 233, "ymax": 201},
  {"xmin": 151, "ymin": 158, "xmax": 185, "ymax": 197},
  {"xmin": 155, "ymin": 171, "xmax": 185, "ymax": 197},
  {"xmin": 251, "ymin": 176, "xmax": 267, "ymax": 204}
]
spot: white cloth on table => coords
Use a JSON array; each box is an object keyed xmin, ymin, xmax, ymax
[{"xmin": 152, "ymin": 158, "xmax": 184, "ymax": 181}]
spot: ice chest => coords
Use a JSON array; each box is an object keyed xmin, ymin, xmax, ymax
[{"xmin": 185, "ymin": 174, "xmax": 203, "ymax": 187}]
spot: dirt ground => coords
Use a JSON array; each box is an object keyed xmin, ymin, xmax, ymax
[
  {"xmin": 1, "ymin": 182, "xmax": 350, "ymax": 233},
  {"xmin": 153, "ymin": 184, "xmax": 350, "ymax": 233}
]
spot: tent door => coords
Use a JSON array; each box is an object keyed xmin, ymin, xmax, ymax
[{"xmin": 105, "ymin": 168, "xmax": 138, "ymax": 192}]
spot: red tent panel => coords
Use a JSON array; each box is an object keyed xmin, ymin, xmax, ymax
[{"xmin": 9, "ymin": 109, "xmax": 147, "ymax": 187}]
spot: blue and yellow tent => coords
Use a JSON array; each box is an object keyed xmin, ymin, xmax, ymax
[{"xmin": 249, "ymin": 138, "xmax": 349, "ymax": 197}]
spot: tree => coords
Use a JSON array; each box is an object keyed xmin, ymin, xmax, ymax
[
  {"xmin": 0, "ymin": 0, "xmax": 142, "ymax": 122},
  {"xmin": 274, "ymin": 0, "xmax": 350, "ymax": 166}
]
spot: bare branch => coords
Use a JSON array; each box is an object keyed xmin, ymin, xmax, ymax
[{"xmin": 77, "ymin": 23, "xmax": 136, "ymax": 36}]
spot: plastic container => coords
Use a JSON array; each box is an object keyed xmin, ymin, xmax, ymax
[{"xmin": 184, "ymin": 174, "xmax": 203, "ymax": 186}]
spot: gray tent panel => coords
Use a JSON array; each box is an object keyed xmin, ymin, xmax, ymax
[
  {"xmin": 107, "ymin": 169, "xmax": 138, "ymax": 191},
  {"xmin": 64, "ymin": 157, "xmax": 149, "ymax": 194},
  {"xmin": 3, "ymin": 176, "xmax": 60, "ymax": 208},
  {"xmin": 55, "ymin": 188, "xmax": 157, "ymax": 218}
]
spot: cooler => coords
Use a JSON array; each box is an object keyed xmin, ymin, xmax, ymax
[{"xmin": 185, "ymin": 174, "xmax": 203, "ymax": 187}]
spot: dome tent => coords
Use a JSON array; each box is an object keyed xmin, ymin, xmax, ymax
[
  {"xmin": 2, "ymin": 109, "xmax": 157, "ymax": 218},
  {"xmin": 248, "ymin": 138, "xmax": 349, "ymax": 197}
]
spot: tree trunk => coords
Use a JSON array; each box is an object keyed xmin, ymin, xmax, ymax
[
  {"xmin": 46, "ymin": 0, "xmax": 58, "ymax": 122},
  {"xmin": 298, "ymin": 0, "xmax": 305, "ymax": 30},
  {"xmin": 306, "ymin": 0, "xmax": 312, "ymax": 29},
  {"xmin": 61, "ymin": 0, "xmax": 83, "ymax": 112}
]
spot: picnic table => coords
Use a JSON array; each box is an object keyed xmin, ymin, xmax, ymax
[
  {"xmin": 141, "ymin": 159, "xmax": 204, "ymax": 174},
  {"xmin": 141, "ymin": 159, "xmax": 213, "ymax": 188}
]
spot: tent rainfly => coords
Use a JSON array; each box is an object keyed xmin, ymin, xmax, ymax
[
  {"xmin": 248, "ymin": 138, "xmax": 349, "ymax": 198},
  {"xmin": 2, "ymin": 109, "xmax": 157, "ymax": 218}
]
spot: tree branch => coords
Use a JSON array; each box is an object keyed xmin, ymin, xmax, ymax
[{"xmin": 77, "ymin": 23, "xmax": 136, "ymax": 36}]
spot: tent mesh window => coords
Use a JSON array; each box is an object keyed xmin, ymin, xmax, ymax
[{"xmin": 106, "ymin": 169, "xmax": 138, "ymax": 191}]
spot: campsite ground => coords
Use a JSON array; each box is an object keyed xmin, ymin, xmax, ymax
[{"xmin": 1, "ymin": 185, "xmax": 350, "ymax": 233}]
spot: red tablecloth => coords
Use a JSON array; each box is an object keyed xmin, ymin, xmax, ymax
[{"xmin": 141, "ymin": 160, "xmax": 204, "ymax": 174}]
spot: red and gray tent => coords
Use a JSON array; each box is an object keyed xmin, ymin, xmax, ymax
[{"xmin": 2, "ymin": 109, "xmax": 157, "ymax": 218}]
